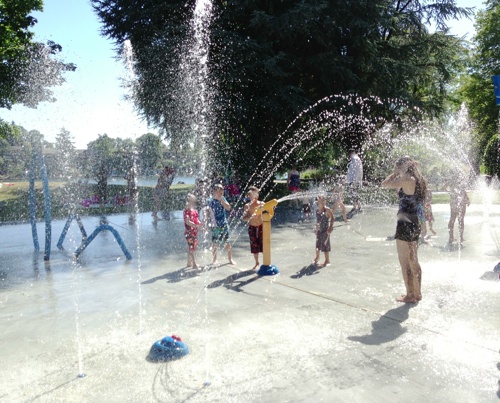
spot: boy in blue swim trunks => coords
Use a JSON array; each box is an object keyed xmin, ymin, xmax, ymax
[{"xmin": 207, "ymin": 183, "xmax": 236, "ymax": 266}]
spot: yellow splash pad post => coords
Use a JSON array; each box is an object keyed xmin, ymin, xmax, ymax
[{"xmin": 255, "ymin": 199, "xmax": 279, "ymax": 276}]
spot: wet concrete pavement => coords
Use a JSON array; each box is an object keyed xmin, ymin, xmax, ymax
[{"xmin": 0, "ymin": 204, "xmax": 499, "ymax": 402}]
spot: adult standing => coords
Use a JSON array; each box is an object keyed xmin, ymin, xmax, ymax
[
  {"xmin": 346, "ymin": 150, "xmax": 363, "ymax": 215},
  {"xmin": 287, "ymin": 166, "xmax": 301, "ymax": 208},
  {"xmin": 381, "ymin": 156, "xmax": 426, "ymax": 303},
  {"xmin": 152, "ymin": 165, "xmax": 175, "ymax": 220}
]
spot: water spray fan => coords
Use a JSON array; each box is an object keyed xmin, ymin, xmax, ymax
[
  {"xmin": 255, "ymin": 199, "xmax": 280, "ymax": 276},
  {"xmin": 148, "ymin": 334, "xmax": 189, "ymax": 362}
]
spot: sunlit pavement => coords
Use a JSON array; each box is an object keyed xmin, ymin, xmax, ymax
[{"xmin": 1, "ymin": 204, "xmax": 499, "ymax": 402}]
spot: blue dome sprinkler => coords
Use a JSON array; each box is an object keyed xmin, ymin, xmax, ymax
[
  {"xmin": 255, "ymin": 199, "xmax": 280, "ymax": 276},
  {"xmin": 148, "ymin": 335, "xmax": 189, "ymax": 362}
]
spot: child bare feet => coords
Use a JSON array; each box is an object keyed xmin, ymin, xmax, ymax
[
  {"xmin": 229, "ymin": 259, "xmax": 236, "ymax": 265},
  {"xmin": 252, "ymin": 262, "xmax": 259, "ymax": 271},
  {"xmin": 396, "ymin": 294, "xmax": 417, "ymax": 303},
  {"xmin": 312, "ymin": 259, "xmax": 319, "ymax": 265},
  {"xmin": 322, "ymin": 261, "xmax": 331, "ymax": 267}
]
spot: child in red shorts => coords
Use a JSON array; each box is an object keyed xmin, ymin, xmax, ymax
[{"xmin": 183, "ymin": 193, "xmax": 203, "ymax": 269}]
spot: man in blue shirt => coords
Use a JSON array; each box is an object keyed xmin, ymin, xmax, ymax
[{"xmin": 207, "ymin": 183, "xmax": 235, "ymax": 266}]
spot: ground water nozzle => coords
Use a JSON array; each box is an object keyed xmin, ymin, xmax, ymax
[{"xmin": 148, "ymin": 335, "xmax": 190, "ymax": 362}]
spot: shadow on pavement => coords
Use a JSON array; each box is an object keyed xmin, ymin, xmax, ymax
[
  {"xmin": 142, "ymin": 266, "xmax": 210, "ymax": 284},
  {"xmin": 207, "ymin": 269, "xmax": 257, "ymax": 290},
  {"xmin": 480, "ymin": 271, "xmax": 500, "ymax": 281},
  {"xmin": 347, "ymin": 304, "xmax": 414, "ymax": 345},
  {"xmin": 290, "ymin": 264, "xmax": 323, "ymax": 279}
]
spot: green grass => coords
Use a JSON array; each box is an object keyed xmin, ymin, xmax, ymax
[
  {"xmin": 431, "ymin": 193, "xmax": 450, "ymax": 204},
  {"xmin": 0, "ymin": 181, "xmax": 195, "ymax": 223},
  {"xmin": 2, "ymin": 180, "xmax": 499, "ymax": 223},
  {"xmin": 431, "ymin": 190, "xmax": 500, "ymax": 205}
]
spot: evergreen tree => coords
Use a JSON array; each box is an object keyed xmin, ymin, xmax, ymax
[
  {"xmin": 54, "ymin": 128, "xmax": 76, "ymax": 179},
  {"xmin": 92, "ymin": 0, "xmax": 472, "ymax": 178},
  {"xmin": 85, "ymin": 134, "xmax": 116, "ymax": 202},
  {"xmin": 136, "ymin": 133, "xmax": 165, "ymax": 175}
]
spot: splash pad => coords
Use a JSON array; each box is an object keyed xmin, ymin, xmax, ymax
[
  {"xmin": 2, "ymin": 0, "xmax": 500, "ymax": 400},
  {"xmin": 1, "ymin": 205, "xmax": 499, "ymax": 401}
]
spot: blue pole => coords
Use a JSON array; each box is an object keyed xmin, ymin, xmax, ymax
[
  {"xmin": 40, "ymin": 156, "xmax": 51, "ymax": 260},
  {"xmin": 58, "ymin": 214, "xmax": 88, "ymax": 249},
  {"xmin": 57, "ymin": 214, "xmax": 74, "ymax": 250},
  {"xmin": 76, "ymin": 215, "xmax": 88, "ymax": 240},
  {"xmin": 29, "ymin": 156, "xmax": 39, "ymax": 252},
  {"xmin": 74, "ymin": 224, "xmax": 132, "ymax": 260}
]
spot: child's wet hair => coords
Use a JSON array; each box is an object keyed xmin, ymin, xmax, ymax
[
  {"xmin": 186, "ymin": 193, "xmax": 197, "ymax": 203},
  {"xmin": 248, "ymin": 185, "xmax": 260, "ymax": 194}
]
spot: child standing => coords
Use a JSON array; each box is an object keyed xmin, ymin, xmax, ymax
[
  {"xmin": 330, "ymin": 181, "xmax": 348, "ymax": 223},
  {"xmin": 302, "ymin": 195, "xmax": 311, "ymax": 221},
  {"xmin": 183, "ymin": 194, "xmax": 204, "ymax": 269},
  {"xmin": 207, "ymin": 183, "xmax": 236, "ymax": 266},
  {"xmin": 242, "ymin": 186, "xmax": 265, "ymax": 270},
  {"xmin": 314, "ymin": 195, "xmax": 334, "ymax": 267},
  {"xmin": 449, "ymin": 182, "xmax": 470, "ymax": 244},
  {"xmin": 420, "ymin": 189, "xmax": 436, "ymax": 241},
  {"xmin": 152, "ymin": 165, "xmax": 175, "ymax": 220}
]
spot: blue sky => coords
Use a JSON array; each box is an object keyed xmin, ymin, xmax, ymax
[{"xmin": 0, "ymin": 0, "xmax": 486, "ymax": 149}]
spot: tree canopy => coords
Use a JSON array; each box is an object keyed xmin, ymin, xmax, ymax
[
  {"xmin": 0, "ymin": 0, "xmax": 76, "ymax": 109},
  {"xmin": 458, "ymin": 0, "xmax": 500, "ymax": 175},
  {"xmin": 93, "ymin": 0, "xmax": 472, "ymax": 180}
]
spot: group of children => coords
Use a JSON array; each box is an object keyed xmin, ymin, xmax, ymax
[
  {"xmin": 183, "ymin": 183, "xmax": 266, "ymax": 270},
  {"xmin": 182, "ymin": 182, "xmax": 338, "ymax": 270},
  {"xmin": 183, "ymin": 178, "xmax": 469, "ymax": 270},
  {"xmin": 183, "ymin": 183, "xmax": 235, "ymax": 269}
]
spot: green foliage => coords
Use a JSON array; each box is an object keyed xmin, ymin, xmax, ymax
[
  {"xmin": 458, "ymin": 0, "xmax": 500, "ymax": 168},
  {"xmin": 85, "ymin": 134, "xmax": 117, "ymax": 201},
  {"xmin": 92, "ymin": 0, "xmax": 472, "ymax": 181},
  {"xmin": 483, "ymin": 133, "xmax": 500, "ymax": 176},
  {"xmin": 0, "ymin": 118, "xmax": 21, "ymax": 140},
  {"xmin": 52, "ymin": 128, "xmax": 76, "ymax": 179},
  {"xmin": 136, "ymin": 133, "xmax": 165, "ymax": 175},
  {"xmin": 0, "ymin": 0, "xmax": 43, "ymax": 61},
  {"xmin": 0, "ymin": 181, "xmax": 194, "ymax": 222},
  {"xmin": 0, "ymin": 1, "xmax": 76, "ymax": 108}
]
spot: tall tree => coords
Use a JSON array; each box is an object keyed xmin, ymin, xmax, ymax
[
  {"xmin": 92, "ymin": 0, "xmax": 472, "ymax": 179},
  {"xmin": 53, "ymin": 128, "xmax": 76, "ymax": 179},
  {"xmin": 136, "ymin": 133, "xmax": 165, "ymax": 175},
  {"xmin": 85, "ymin": 134, "xmax": 116, "ymax": 202},
  {"xmin": 459, "ymin": 0, "xmax": 500, "ymax": 174},
  {"xmin": 0, "ymin": 0, "xmax": 76, "ymax": 109}
]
